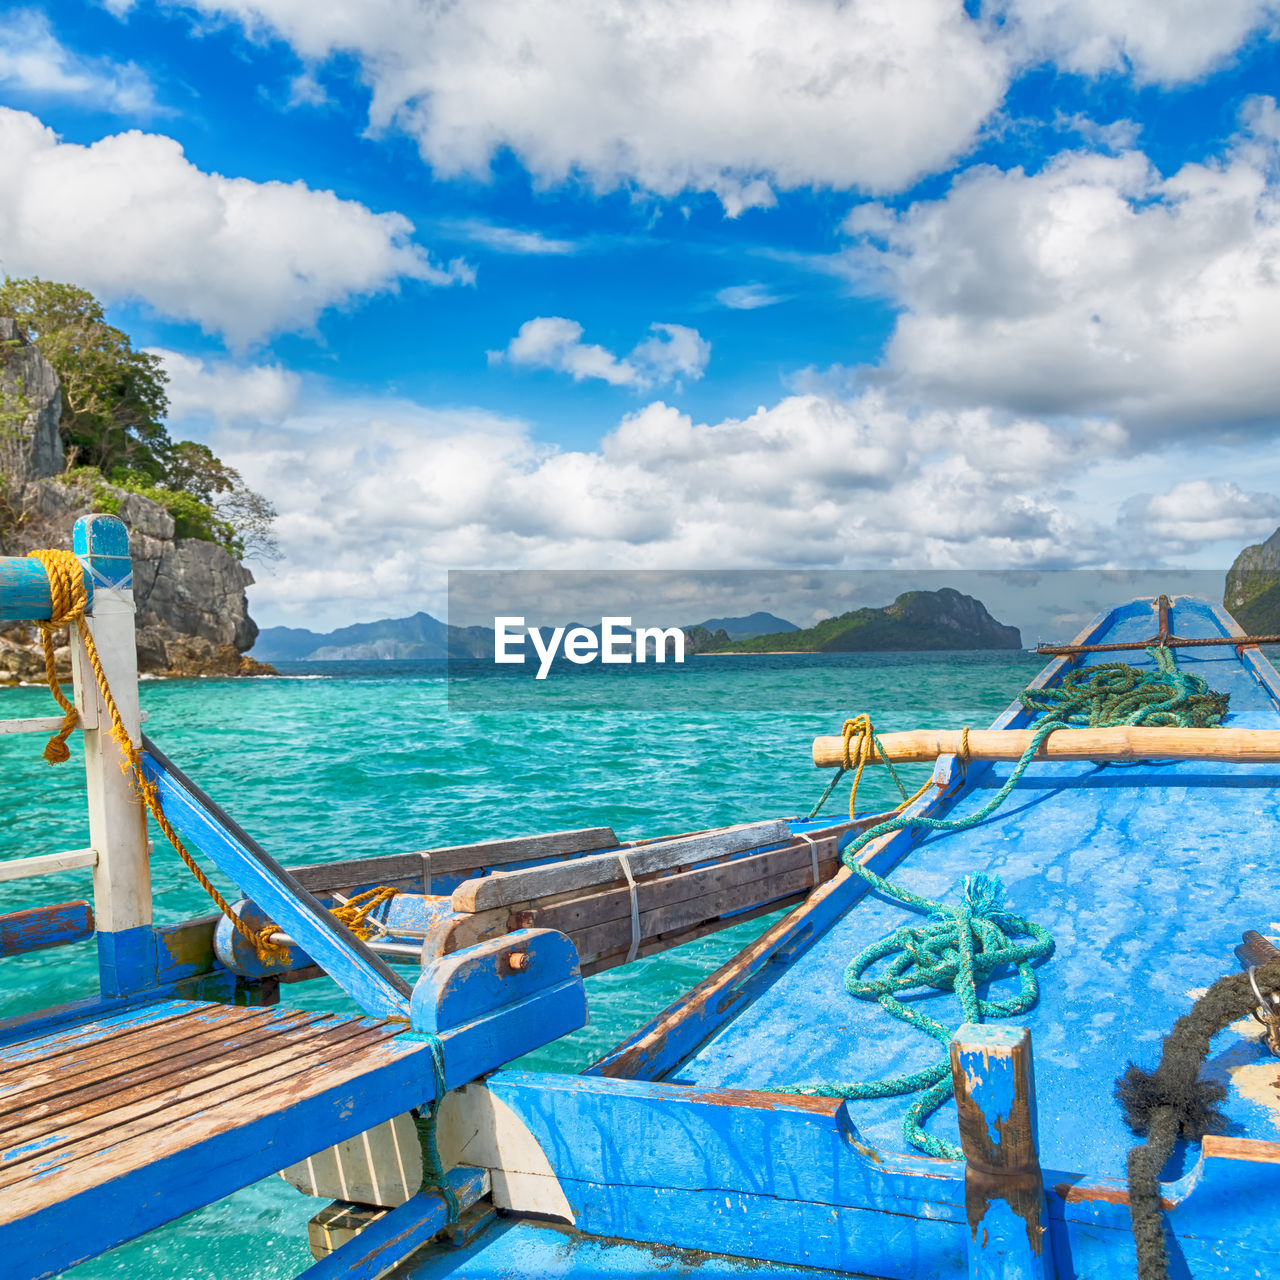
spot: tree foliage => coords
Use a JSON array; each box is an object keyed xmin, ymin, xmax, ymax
[
  {"xmin": 0, "ymin": 278, "xmax": 169, "ymax": 477},
  {"xmin": 0, "ymin": 277, "xmax": 278, "ymax": 561}
]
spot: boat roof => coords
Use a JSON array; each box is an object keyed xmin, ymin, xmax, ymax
[{"xmin": 672, "ymin": 595, "xmax": 1280, "ymax": 1183}]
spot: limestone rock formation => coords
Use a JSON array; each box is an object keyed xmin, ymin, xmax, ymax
[
  {"xmin": 1, "ymin": 473, "xmax": 275, "ymax": 683},
  {"xmin": 1, "ymin": 329, "xmax": 274, "ymax": 682},
  {"xmin": 0, "ymin": 476, "xmax": 273, "ymax": 682},
  {"xmin": 0, "ymin": 318, "xmax": 63, "ymax": 485},
  {"xmin": 1224, "ymin": 528, "xmax": 1280, "ymax": 633}
]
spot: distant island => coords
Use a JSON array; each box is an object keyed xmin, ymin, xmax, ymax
[
  {"xmin": 252, "ymin": 593, "xmax": 1019, "ymax": 660},
  {"xmin": 697, "ymin": 612, "xmax": 798, "ymax": 641},
  {"xmin": 253, "ymin": 610, "xmax": 796, "ymax": 661},
  {"xmin": 253, "ymin": 612, "xmax": 489, "ymax": 661},
  {"xmin": 710, "ymin": 589, "xmax": 1021, "ymax": 653}
]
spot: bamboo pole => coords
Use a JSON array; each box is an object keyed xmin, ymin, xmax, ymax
[{"xmin": 812, "ymin": 726, "xmax": 1280, "ymax": 767}]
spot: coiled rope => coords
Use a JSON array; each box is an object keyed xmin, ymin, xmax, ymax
[
  {"xmin": 28, "ymin": 549, "xmax": 400, "ymax": 966},
  {"xmin": 787, "ymin": 647, "xmax": 1230, "ymax": 1157}
]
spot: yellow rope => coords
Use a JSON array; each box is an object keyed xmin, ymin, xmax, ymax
[
  {"xmin": 29, "ymin": 549, "xmax": 290, "ymax": 968},
  {"xmin": 331, "ymin": 886, "xmax": 399, "ymax": 939},
  {"xmin": 840, "ymin": 713, "xmax": 934, "ymax": 821}
]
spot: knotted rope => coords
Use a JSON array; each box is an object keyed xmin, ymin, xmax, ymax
[
  {"xmin": 789, "ymin": 647, "xmax": 1230, "ymax": 1156},
  {"xmin": 1115, "ymin": 963, "xmax": 1280, "ymax": 1280},
  {"xmin": 29, "ymin": 549, "xmax": 289, "ymax": 967},
  {"xmin": 806, "ymin": 712, "xmax": 934, "ymax": 821},
  {"xmin": 329, "ymin": 886, "xmax": 400, "ymax": 940},
  {"xmin": 30, "ymin": 549, "xmax": 88, "ymax": 765}
]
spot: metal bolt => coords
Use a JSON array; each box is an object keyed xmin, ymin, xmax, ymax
[{"xmin": 508, "ymin": 951, "xmax": 531, "ymax": 972}]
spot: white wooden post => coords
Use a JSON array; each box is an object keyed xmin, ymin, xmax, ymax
[{"xmin": 70, "ymin": 514, "xmax": 153, "ymax": 995}]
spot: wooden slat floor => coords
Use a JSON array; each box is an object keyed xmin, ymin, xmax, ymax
[{"xmin": 0, "ymin": 998, "xmax": 409, "ymax": 1227}]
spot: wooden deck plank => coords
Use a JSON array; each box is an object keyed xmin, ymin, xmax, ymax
[
  {"xmin": 0, "ymin": 1007, "xmax": 312, "ymax": 1108},
  {"xmin": 0, "ymin": 1011, "xmax": 333, "ymax": 1136},
  {"xmin": 0, "ymin": 1001, "xmax": 200, "ymax": 1072},
  {"xmin": 0, "ymin": 1035, "xmax": 434, "ymax": 1276},
  {"xmin": 0, "ymin": 1027, "xmax": 426, "ymax": 1224},
  {"xmin": 0, "ymin": 1018, "xmax": 399, "ymax": 1187}
]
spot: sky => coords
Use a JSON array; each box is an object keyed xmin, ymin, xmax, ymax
[{"xmin": 3, "ymin": 1, "xmax": 1280, "ymax": 631}]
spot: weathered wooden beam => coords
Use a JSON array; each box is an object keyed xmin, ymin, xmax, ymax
[
  {"xmin": 0, "ymin": 716, "xmax": 67, "ymax": 736},
  {"xmin": 423, "ymin": 827, "xmax": 619, "ymax": 877},
  {"xmin": 451, "ymin": 820, "xmax": 791, "ymax": 913},
  {"xmin": 579, "ymin": 892, "xmax": 814, "ymax": 977},
  {"xmin": 813, "ymin": 725, "xmax": 1280, "ymax": 767},
  {"xmin": 567, "ymin": 849, "xmax": 838, "ymax": 965},
  {"xmin": 0, "ymin": 849, "xmax": 97, "ymax": 884},
  {"xmin": 0, "ymin": 902, "xmax": 94, "ymax": 959},
  {"xmin": 520, "ymin": 836, "xmax": 837, "ymax": 938},
  {"xmin": 438, "ymin": 1070, "xmax": 968, "ymax": 1273},
  {"xmin": 950, "ymin": 1024, "xmax": 1053, "ymax": 1280},
  {"xmin": 287, "ymin": 853, "xmax": 433, "ymax": 895}
]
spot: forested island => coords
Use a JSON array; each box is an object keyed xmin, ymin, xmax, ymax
[{"xmin": 710, "ymin": 588, "xmax": 1021, "ymax": 653}]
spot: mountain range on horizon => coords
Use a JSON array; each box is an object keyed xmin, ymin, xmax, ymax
[{"xmin": 251, "ymin": 610, "xmax": 800, "ymax": 662}]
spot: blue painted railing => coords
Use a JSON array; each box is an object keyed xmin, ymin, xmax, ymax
[{"xmin": 0, "ymin": 556, "xmax": 92, "ymax": 622}]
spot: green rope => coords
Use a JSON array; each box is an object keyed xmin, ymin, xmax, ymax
[
  {"xmin": 784, "ymin": 647, "xmax": 1229, "ymax": 1158},
  {"xmin": 410, "ymin": 1034, "xmax": 460, "ymax": 1223}
]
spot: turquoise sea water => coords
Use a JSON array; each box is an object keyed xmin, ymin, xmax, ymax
[{"xmin": 0, "ymin": 651, "xmax": 1044, "ymax": 1278}]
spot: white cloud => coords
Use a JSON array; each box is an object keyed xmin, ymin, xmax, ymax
[
  {"xmin": 1120, "ymin": 480, "xmax": 1280, "ymax": 550},
  {"xmin": 286, "ymin": 69, "xmax": 328, "ymax": 108},
  {"xmin": 496, "ymin": 317, "xmax": 638, "ymax": 386},
  {"xmin": 0, "ymin": 9, "xmax": 156, "ymax": 113},
  {"xmin": 150, "ymin": 348, "xmax": 301, "ymax": 424},
  {"xmin": 839, "ymin": 100, "xmax": 1280, "ymax": 436},
  {"xmin": 207, "ymin": 387, "xmax": 1140, "ymax": 627},
  {"xmin": 155, "ymin": 0, "xmax": 1009, "ymax": 207},
  {"xmin": 452, "ymin": 221, "xmax": 576, "ymax": 255},
  {"xmin": 1053, "ymin": 112, "xmax": 1142, "ymax": 152},
  {"xmin": 716, "ymin": 284, "xmax": 783, "ymax": 311},
  {"xmin": 995, "ymin": 0, "xmax": 1280, "ymax": 86},
  {"xmin": 628, "ymin": 324, "xmax": 711, "ymax": 383},
  {"xmin": 0, "ymin": 107, "xmax": 471, "ymax": 348},
  {"xmin": 493, "ymin": 317, "xmax": 710, "ymax": 388}
]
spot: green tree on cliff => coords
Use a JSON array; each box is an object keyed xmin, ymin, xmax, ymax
[{"xmin": 0, "ymin": 277, "xmax": 278, "ymax": 560}]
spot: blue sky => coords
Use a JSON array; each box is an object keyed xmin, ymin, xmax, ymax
[{"xmin": 3, "ymin": 1, "xmax": 1280, "ymax": 629}]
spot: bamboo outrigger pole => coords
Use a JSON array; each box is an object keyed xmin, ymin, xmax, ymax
[{"xmin": 812, "ymin": 726, "xmax": 1280, "ymax": 767}]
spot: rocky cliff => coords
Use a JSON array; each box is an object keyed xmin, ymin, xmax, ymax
[
  {"xmin": 1224, "ymin": 528, "xmax": 1280, "ymax": 633},
  {"xmin": 0, "ymin": 321, "xmax": 271, "ymax": 683}
]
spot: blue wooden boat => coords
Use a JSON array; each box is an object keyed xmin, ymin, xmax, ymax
[{"xmin": 3, "ymin": 514, "xmax": 1280, "ymax": 1280}]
